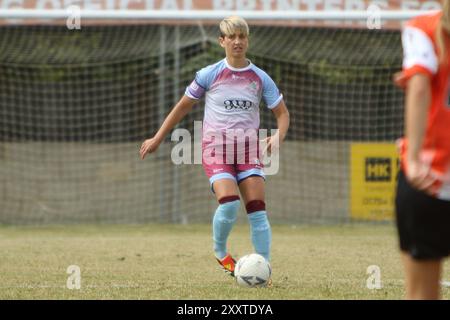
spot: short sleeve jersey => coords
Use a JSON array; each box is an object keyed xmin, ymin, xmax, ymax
[
  {"xmin": 400, "ymin": 11, "xmax": 450, "ymax": 200},
  {"xmin": 185, "ymin": 58, "xmax": 283, "ymax": 136}
]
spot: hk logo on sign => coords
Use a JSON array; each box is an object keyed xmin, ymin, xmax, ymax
[{"xmin": 365, "ymin": 158, "xmax": 391, "ymax": 182}]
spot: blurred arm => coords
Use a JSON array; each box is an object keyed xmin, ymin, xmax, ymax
[
  {"xmin": 405, "ymin": 74, "xmax": 430, "ymax": 162},
  {"xmin": 271, "ymin": 100, "xmax": 290, "ymax": 143},
  {"xmin": 140, "ymin": 95, "xmax": 197, "ymax": 159}
]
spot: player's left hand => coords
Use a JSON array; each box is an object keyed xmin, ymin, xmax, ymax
[
  {"xmin": 406, "ymin": 158, "xmax": 437, "ymax": 195},
  {"xmin": 261, "ymin": 133, "xmax": 280, "ymax": 157}
]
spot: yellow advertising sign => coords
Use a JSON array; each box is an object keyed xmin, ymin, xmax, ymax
[{"xmin": 350, "ymin": 143, "xmax": 399, "ymax": 221}]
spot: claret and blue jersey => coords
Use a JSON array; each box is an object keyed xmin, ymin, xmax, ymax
[
  {"xmin": 184, "ymin": 58, "xmax": 284, "ymax": 186},
  {"xmin": 185, "ymin": 58, "xmax": 283, "ymax": 134}
]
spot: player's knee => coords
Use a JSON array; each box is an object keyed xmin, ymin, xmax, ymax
[
  {"xmin": 246, "ymin": 200, "xmax": 266, "ymax": 214},
  {"xmin": 217, "ymin": 196, "xmax": 240, "ymax": 220},
  {"xmin": 218, "ymin": 195, "xmax": 240, "ymax": 205}
]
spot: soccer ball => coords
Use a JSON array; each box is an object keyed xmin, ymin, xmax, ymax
[{"xmin": 234, "ymin": 253, "xmax": 271, "ymax": 288}]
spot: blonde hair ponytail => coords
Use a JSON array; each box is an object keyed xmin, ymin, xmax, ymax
[{"xmin": 436, "ymin": 0, "xmax": 450, "ymax": 65}]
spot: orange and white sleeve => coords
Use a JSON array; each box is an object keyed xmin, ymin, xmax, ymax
[
  {"xmin": 395, "ymin": 24, "xmax": 439, "ymax": 88},
  {"xmin": 395, "ymin": 24, "xmax": 438, "ymax": 88}
]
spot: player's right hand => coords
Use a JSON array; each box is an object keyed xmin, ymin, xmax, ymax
[{"xmin": 140, "ymin": 137, "xmax": 161, "ymax": 160}]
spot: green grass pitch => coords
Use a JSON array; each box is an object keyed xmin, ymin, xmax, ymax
[{"xmin": 0, "ymin": 224, "xmax": 449, "ymax": 299}]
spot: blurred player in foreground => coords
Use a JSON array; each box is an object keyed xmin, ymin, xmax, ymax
[
  {"xmin": 140, "ymin": 16, "xmax": 289, "ymax": 277},
  {"xmin": 394, "ymin": 2, "xmax": 450, "ymax": 299}
]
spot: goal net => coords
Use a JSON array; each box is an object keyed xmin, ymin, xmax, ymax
[{"xmin": 0, "ymin": 17, "xmax": 404, "ymax": 224}]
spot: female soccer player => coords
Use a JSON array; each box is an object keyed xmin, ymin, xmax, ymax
[
  {"xmin": 394, "ymin": 3, "xmax": 450, "ymax": 299},
  {"xmin": 139, "ymin": 16, "xmax": 289, "ymax": 277}
]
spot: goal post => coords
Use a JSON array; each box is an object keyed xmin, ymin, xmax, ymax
[
  {"xmin": 0, "ymin": 9, "xmax": 433, "ymax": 224},
  {"xmin": 0, "ymin": 9, "xmax": 433, "ymax": 20}
]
